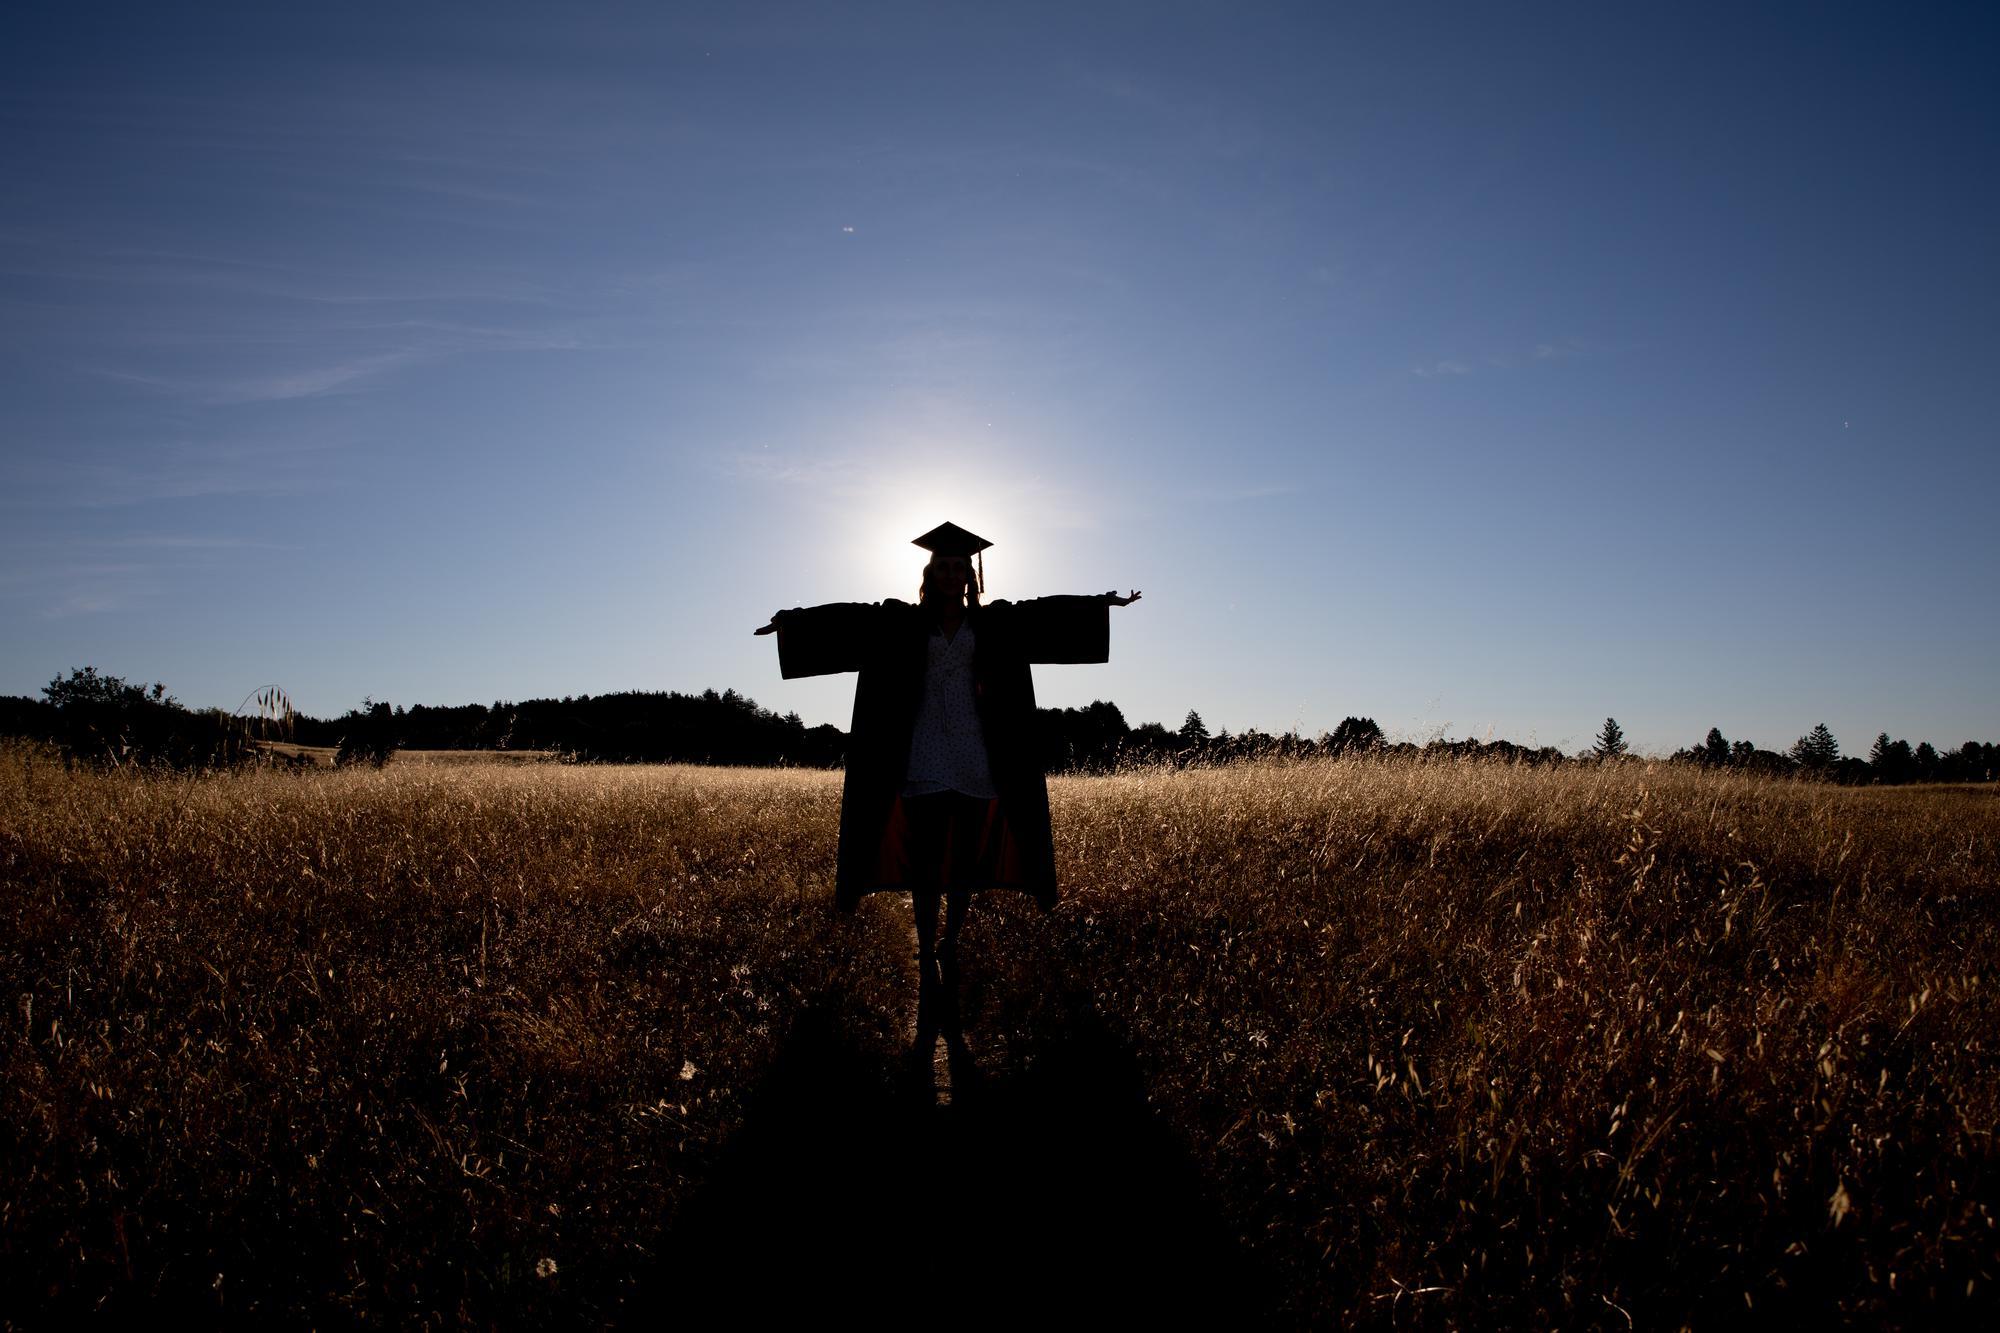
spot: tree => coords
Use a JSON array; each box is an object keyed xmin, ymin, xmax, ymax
[
  {"xmin": 1702, "ymin": 727, "xmax": 1730, "ymax": 767},
  {"xmin": 1327, "ymin": 716, "xmax": 1384, "ymax": 756},
  {"xmin": 1593, "ymin": 717, "xmax": 1628, "ymax": 760},
  {"xmin": 39, "ymin": 666, "xmax": 240, "ymax": 768},
  {"xmin": 1869, "ymin": 733, "xmax": 1913, "ymax": 783},
  {"xmin": 1037, "ymin": 699, "xmax": 1130, "ymax": 771},
  {"xmin": 1959, "ymin": 741, "xmax": 1988, "ymax": 782},
  {"xmin": 1731, "ymin": 739, "xmax": 1756, "ymax": 764},
  {"xmin": 44, "ymin": 666, "xmax": 168, "ymax": 765},
  {"xmin": 44, "ymin": 665, "xmax": 174, "ymax": 713},
  {"xmin": 1178, "ymin": 710, "xmax": 1210, "ymax": 747},
  {"xmin": 1124, "ymin": 721, "xmax": 1176, "ymax": 763},
  {"xmin": 336, "ymin": 699, "xmax": 400, "ymax": 768},
  {"xmin": 1913, "ymin": 741, "xmax": 1940, "ymax": 780},
  {"xmin": 1791, "ymin": 723, "xmax": 1839, "ymax": 771}
]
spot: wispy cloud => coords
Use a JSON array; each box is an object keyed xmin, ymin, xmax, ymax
[
  {"xmin": 31, "ymin": 571, "xmax": 157, "ymax": 619},
  {"xmin": 1413, "ymin": 338, "xmax": 1591, "ymax": 378},
  {"xmin": 81, "ymin": 350, "xmax": 427, "ymax": 405},
  {"xmin": 206, "ymin": 351, "xmax": 426, "ymax": 403},
  {"xmin": 2, "ymin": 212, "xmax": 600, "ymax": 407},
  {"xmin": 0, "ymin": 531, "xmax": 282, "ymax": 618},
  {"xmin": 1, "ymin": 434, "xmax": 344, "ymax": 509},
  {"xmin": 106, "ymin": 534, "xmax": 286, "ymax": 550},
  {"xmin": 72, "ymin": 318, "xmax": 588, "ymax": 405},
  {"xmin": 1200, "ymin": 483, "xmax": 1298, "ymax": 503},
  {"xmin": 714, "ymin": 448, "xmax": 869, "ymax": 494},
  {"xmin": 0, "ymin": 234, "xmax": 574, "ymax": 310}
]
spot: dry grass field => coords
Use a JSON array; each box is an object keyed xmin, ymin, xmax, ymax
[{"xmin": 2, "ymin": 743, "xmax": 1995, "ymax": 1327}]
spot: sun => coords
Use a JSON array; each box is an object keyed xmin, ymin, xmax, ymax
[{"xmin": 846, "ymin": 485, "xmax": 1047, "ymax": 602}]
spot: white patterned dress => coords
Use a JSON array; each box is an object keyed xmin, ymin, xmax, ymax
[{"xmin": 903, "ymin": 624, "xmax": 998, "ymax": 799}]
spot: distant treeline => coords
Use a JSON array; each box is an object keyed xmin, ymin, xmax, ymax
[
  {"xmin": 1044, "ymin": 709, "xmax": 1999, "ymax": 783},
  {"xmin": 294, "ymin": 688, "xmax": 849, "ymax": 767},
  {"xmin": 3, "ymin": 668, "xmax": 1995, "ymax": 784},
  {"xmin": 1663, "ymin": 722, "xmax": 2000, "ymax": 786},
  {"xmin": 0, "ymin": 672, "xmax": 847, "ymax": 770},
  {"xmin": 1030, "ymin": 706, "xmax": 1571, "ymax": 771}
]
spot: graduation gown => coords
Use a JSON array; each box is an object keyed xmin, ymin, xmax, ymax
[{"xmin": 772, "ymin": 596, "xmax": 1111, "ymax": 912}]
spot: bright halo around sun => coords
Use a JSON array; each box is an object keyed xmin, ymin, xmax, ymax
[{"xmin": 845, "ymin": 485, "xmax": 1050, "ymax": 603}]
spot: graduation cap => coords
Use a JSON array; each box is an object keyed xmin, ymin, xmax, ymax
[{"xmin": 912, "ymin": 521, "xmax": 991, "ymax": 593}]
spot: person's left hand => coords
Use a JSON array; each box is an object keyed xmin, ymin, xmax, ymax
[{"xmin": 1103, "ymin": 590, "xmax": 1142, "ymax": 607}]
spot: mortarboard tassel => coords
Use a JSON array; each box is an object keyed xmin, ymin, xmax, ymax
[{"xmin": 976, "ymin": 550, "xmax": 984, "ymax": 595}]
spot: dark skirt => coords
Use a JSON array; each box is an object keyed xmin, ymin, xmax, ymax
[{"xmin": 869, "ymin": 790, "xmax": 1028, "ymax": 893}]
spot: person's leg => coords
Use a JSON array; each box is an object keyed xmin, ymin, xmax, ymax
[
  {"xmin": 913, "ymin": 888, "xmax": 940, "ymax": 959},
  {"xmin": 942, "ymin": 792, "xmax": 991, "ymax": 957},
  {"xmin": 905, "ymin": 793, "xmax": 948, "ymax": 958},
  {"xmin": 941, "ymin": 890, "xmax": 969, "ymax": 957}
]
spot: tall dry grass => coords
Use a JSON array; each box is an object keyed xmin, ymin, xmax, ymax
[
  {"xmin": 0, "ymin": 746, "xmax": 907, "ymax": 1326},
  {"xmin": 1033, "ymin": 759, "xmax": 2000, "ymax": 1325},
  {"xmin": 3, "ymin": 743, "xmax": 1996, "ymax": 1326}
]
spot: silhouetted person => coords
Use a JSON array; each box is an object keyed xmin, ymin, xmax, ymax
[{"xmin": 755, "ymin": 522, "xmax": 1139, "ymax": 964}]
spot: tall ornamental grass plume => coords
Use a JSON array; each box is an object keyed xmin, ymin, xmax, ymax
[{"xmin": 2, "ymin": 741, "xmax": 1996, "ymax": 1327}]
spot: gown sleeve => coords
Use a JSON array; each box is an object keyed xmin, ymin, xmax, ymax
[
  {"xmin": 772, "ymin": 602, "xmax": 887, "ymax": 678},
  {"xmin": 999, "ymin": 595, "xmax": 1111, "ymax": 664}
]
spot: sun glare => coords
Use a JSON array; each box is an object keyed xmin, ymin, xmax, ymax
[{"xmin": 844, "ymin": 485, "xmax": 1057, "ymax": 603}]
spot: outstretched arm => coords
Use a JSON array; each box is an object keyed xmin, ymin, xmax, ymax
[
  {"xmin": 755, "ymin": 602, "xmax": 885, "ymax": 678},
  {"xmin": 1000, "ymin": 590, "xmax": 1139, "ymax": 664}
]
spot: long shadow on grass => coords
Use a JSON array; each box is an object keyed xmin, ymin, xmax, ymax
[{"xmin": 634, "ymin": 978, "xmax": 1267, "ymax": 1325}]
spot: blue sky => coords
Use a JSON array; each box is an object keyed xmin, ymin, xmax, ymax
[{"xmin": 3, "ymin": 2, "xmax": 1995, "ymax": 755}]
